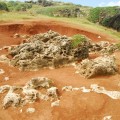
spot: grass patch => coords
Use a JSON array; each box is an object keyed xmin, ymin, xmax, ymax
[{"xmin": 72, "ymin": 34, "xmax": 86, "ymax": 47}]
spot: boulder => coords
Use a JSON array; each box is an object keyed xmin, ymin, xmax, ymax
[{"xmin": 76, "ymin": 55, "xmax": 118, "ymax": 78}]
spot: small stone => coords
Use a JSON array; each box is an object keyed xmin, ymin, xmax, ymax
[
  {"xmin": 4, "ymin": 77, "xmax": 9, "ymax": 81},
  {"xmin": 51, "ymin": 100, "xmax": 60, "ymax": 107},
  {"xmin": 14, "ymin": 33, "xmax": 20, "ymax": 38},
  {"xmin": 72, "ymin": 88, "xmax": 80, "ymax": 91},
  {"xmin": 80, "ymin": 87, "xmax": 91, "ymax": 93},
  {"xmin": 103, "ymin": 115, "xmax": 112, "ymax": 120},
  {"xmin": 0, "ymin": 69, "xmax": 5, "ymax": 74},
  {"xmin": 20, "ymin": 109, "xmax": 22, "ymax": 113},
  {"xmin": 98, "ymin": 36, "xmax": 101, "ymax": 39},
  {"xmin": 26, "ymin": 108, "xmax": 35, "ymax": 113},
  {"xmin": 62, "ymin": 86, "xmax": 73, "ymax": 91}
]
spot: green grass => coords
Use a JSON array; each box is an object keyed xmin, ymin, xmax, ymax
[{"xmin": 0, "ymin": 11, "xmax": 35, "ymax": 22}]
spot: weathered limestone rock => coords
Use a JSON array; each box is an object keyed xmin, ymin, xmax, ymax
[
  {"xmin": 0, "ymin": 55, "xmax": 10, "ymax": 63},
  {"xmin": 38, "ymin": 93, "xmax": 49, "ymax": 101},
  {"xmin": 91, "ymin": 84, "xmax": 120, "ymax": 99},
  {"xmin": 3, "ymin": 92, "xmax": 21, "ymax": 109},
  {"xmin": 76, "ymin": 55, "xmax": 118, "ymax": 78},
  {"xmin": 53, "ymin": 8, "xmax": 81, "ymax": 18},
  {"xmin": 22, "ymin": 87, "xmax": 39, "ymax": 103},
  {"xmin": 0, "ymin": 77, "xmax": 59, "ymax": 109},
  {"xmin": 9, "ymin": 30, "xmax": 89, "ymax": 70},
  {"xmin": 0, "ymin": 85, "xmax": 11, "ymax": 93},
  {"xmin": 47, "ymin": 87, "xmax": 58, "ymax": 100},
  {"xmin": 89, "ymin": 41, "xmax": 118, "ymax": 54},
  {"xmin": 25, "ymin": 77, "xmax": 51, "ymax": 89}
]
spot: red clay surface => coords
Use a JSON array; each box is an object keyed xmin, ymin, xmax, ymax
[{"xmin": 0, "ymin": 20, "xmax": 120, "ymax": 120}]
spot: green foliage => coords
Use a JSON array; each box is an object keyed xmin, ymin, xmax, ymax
[
  {"xmin": 88, "ymin": 7, "xmax": 101, "ymax": 23},
  {"xmin": 72, "ymin": 34, "xmax": 86, "ymax": 47},
  {"xmin": 88, "ymin": 6, "xmax": 120, "ymax": 23},
  {"xmin": 38, "ymin": 0, "xmax": 53, "ymax": 7},
  {"xmin": 7, "ymin": 1, "xmax": 32, "ymax": 11},
  {"xmin": 101, "ymin": 17, "xmax": 111, "ymax": 26},
  {"xmin": 0, "ymin": 2, "xmax": 9, "ymax": 11}
]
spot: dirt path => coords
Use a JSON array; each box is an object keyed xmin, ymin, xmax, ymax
[{"xmin": 0, "ymin": 20, "xmax": 120, "ymax": 120}]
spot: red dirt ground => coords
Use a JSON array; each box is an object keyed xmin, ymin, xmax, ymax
[{"xmin": 0, "ymin": 20, "xmax": 120, "ymax": 120}]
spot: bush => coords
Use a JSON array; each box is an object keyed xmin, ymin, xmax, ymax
[
  {"xmin": 0, "ymin": 2, "xmax": 9, "ymax": 11},
  {"xmin": 102, "ymin": 14, "xmax": 120, "ymax": 31},
  {"xmin": 88, "ymin": 7, "xmax": 101, "ymax": 23},
  {"xmin": 7, "ymin": 1, "xmax": 32, "ymax": 11},
  {"xmin": 88, "ymin": 6, "xmax": 119, "ymax": 23},
  {"xmin": 72, "ymin": 34, "xmax": 86, "ymax": 47}
]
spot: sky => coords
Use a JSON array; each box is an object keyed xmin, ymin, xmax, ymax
[
  {"xmin": 6, "ymin": 0, "xmax": 120, "ymax": 7},
  {"xmin": 54, "ymin": 0, "xmax": 120, "ymax": 7}
]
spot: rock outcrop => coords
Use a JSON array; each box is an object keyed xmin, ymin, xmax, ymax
[
  {"xmin": 9, "ymin": 30, "xmax": 89, "ymax": 71},
  {"xmin": 53, "ymin": 8, "xmax": 82, "ymax": 18}
]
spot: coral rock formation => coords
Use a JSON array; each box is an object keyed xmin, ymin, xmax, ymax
[
  {"xmin": 9, "ymin": 30, "xmax": 89, "ymax": 70},
  {"xmin": 76, "ymin": 55, "xmax": 118, "ymax": 78}
]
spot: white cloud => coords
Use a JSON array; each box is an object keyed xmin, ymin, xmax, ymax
[{"xmin": 107, "ymin": 1, "xmax": 120, "ymax": 6}]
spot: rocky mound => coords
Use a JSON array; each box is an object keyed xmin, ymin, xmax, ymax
[
  {"xmin": 76, "ymin": 56, "xmax": 118, "ymax": 78},
  {"xmin": 53, "ymin": 8, "xmax": 82, "ymax": 18},
  {"xmin": 9, "ymin": 30, "xmax": 89, "ymax": 71}
]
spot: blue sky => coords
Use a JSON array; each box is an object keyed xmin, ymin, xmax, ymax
[
  {"xmin": 59, "ymin": 0, "xmax": 120, "ymax": 7},
  {"xmin": 10, "ymin": 0, "xmax": 120, "ymax": 7}
]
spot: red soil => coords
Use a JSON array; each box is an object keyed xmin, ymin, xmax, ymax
[{"xmin": 0, "ymin": 20, "xmax": 120, "ymax": 120}]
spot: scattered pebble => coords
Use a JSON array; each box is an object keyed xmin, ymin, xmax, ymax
[
  {"xmin": 20, "ymin": 109, "xmax": 22, "ymax": 113},
  {"xmin": 62, "ymin": 86, "xmax": 73, "ymax": 91},
  {"xmin": 103, "ymin": 115, "xmax": 112, "ymax": 120},
  {"xmin": 13, "ymin": 33, "xmax": 20, "ymax": 38},
  {"xmin": 0, "ymin": 69, "xmax": 5, "ymax": 74},
  {"xmin": 51, "ymin": 100, "xmax": 60, "ymax": 107},
  {"xmin": 98, "ymin": 36, "xmax": 101, "ymax": 39},
  {"xmin": 4, "ymin": 77, "xmax": 9, "ymax": 81},
  {"xmin": 26, "ymin": 108, "xmax": 35, "ymax": 113},
  {"xmin": 80, "ymin": 87, "xmax": 91, "ymax": 93}
]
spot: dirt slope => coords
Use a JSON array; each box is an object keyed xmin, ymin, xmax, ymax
[{"xmin": 0, "ymin": 20, "xmax": 120, "ymax": 120}]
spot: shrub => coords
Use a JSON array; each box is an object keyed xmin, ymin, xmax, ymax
[
  {"xmin": 88, "ymin": 7, "xmax": 101, "ymax": 23},
  {"xmin": 88, "ymin": 6, "xmax": 119, "ymax": 23},
  {"xmin": 0, "ymin": 2, "xmax": 9, "ymax": 11},
  {"xmin": 7, "ymin": 1, "xmax": 32, "ymax": 11},
  {"xmin": 102, "ymin": 14, "xmax": 120, "ymax": 31}
]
